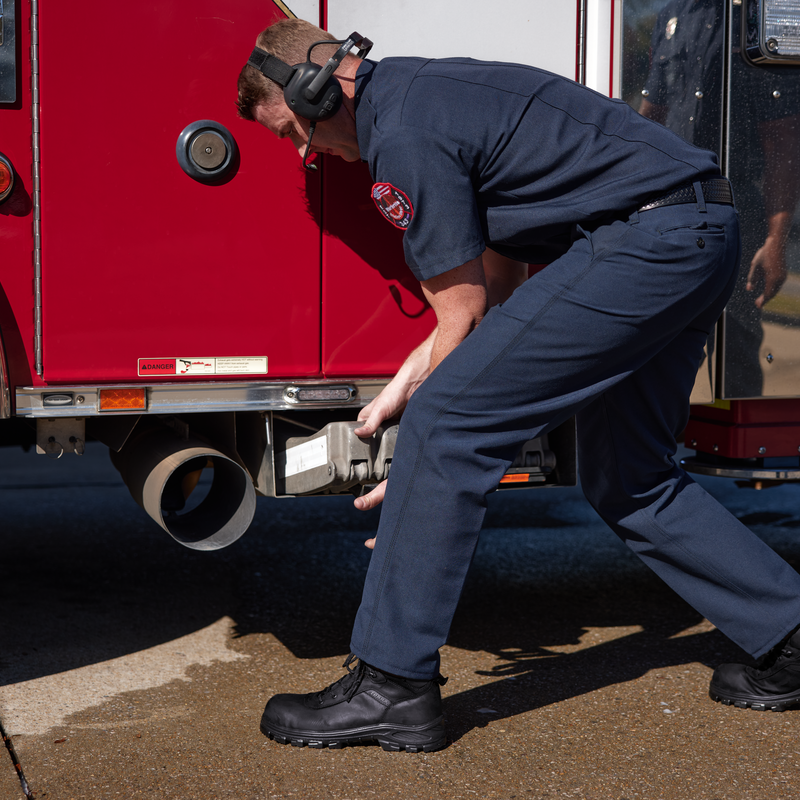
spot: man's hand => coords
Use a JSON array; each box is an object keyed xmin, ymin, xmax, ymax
[
  {"xmin": 352, "ymin": 252, "xmax": 527, "ymax": 531},
  {"xmin": 354, "ymin": 480, "xmax": 387, "ymax": 548},
  {"xmin": 353, "ymin": 258, "xmax": 487, "ymax": 516},
  {"xmin": 747, "ymin": 234, "xmax": 788, "ymax": 309},
  {"xmin": 749, "ymin": 115, "xmax": 800, "ymax": 310},
  {"xmin": 353, "ymin": 327, "xmax": 438, "ymax": 441},
  {"xmin": 354, "ymin": 384, "xmax": 412, "ymax": 438}
]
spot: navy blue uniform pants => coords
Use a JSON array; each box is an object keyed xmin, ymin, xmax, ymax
[{"xmin": 350, "ymin": 200, "xmax": 800, "ymax": 679}]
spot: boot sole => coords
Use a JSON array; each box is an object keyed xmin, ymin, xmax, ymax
[
  {"xmin": 709, "ymin": 686, "xmax": 800, "ymax": 712},
  {"xmin": 260, "ymin": 716, "xmax": 447, "ymax": 752}
]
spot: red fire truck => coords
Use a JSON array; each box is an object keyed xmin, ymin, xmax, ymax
[{"xmin": 1, "ymin": 0, "xmax": 799, "ymax": 550}]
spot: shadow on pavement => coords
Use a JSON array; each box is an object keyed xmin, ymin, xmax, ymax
[{"xmin": 3, "ymin": 442, "xmax": 800, "ymax": 743}]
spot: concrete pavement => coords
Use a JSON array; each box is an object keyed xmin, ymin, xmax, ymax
[{"xmin": 2, "ymin": 442, "xmax": 800, "ymax": 798}]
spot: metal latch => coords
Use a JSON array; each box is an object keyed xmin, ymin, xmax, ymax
[{"xmin": 277, "ymin": 421, "xmax": 397, "ymax": 496}]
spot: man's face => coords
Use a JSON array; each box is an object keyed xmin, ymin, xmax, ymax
[{"xmin": 253, "ymin": 101, "xmax": 361, "ymax": 163}]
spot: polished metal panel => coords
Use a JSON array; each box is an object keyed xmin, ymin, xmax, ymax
[
  {"xmin": 622, "ymin": 0, "xmax": 728, "ymax": 402},
  {"xmin": 745, "ymin": 0, "xmax": 800, "ymax": 64},
  {"xmin": 622, "ymin": 0, "xmax": 800, "ymax": 400},
  {"xmin": 15, "ymin": 379, "xmax": 391, "ymax": 418},
  {"xmin": 0, "ymin": 0, "xmax": 15, "ymax": 103},
  {"xmin": 681, "ymin": 455, "xmax": 800, "ymax": 480},
  {"xmin": 725, "ymin": 1, "xmax": 800, "ymax": 397}
]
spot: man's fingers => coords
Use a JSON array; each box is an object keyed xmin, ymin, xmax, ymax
[
  {"xmin": 364, "ymin": 537, "xmax": 376, "ymax": 550},
  {"xmin": 354, "ymin": 404, "xmax": 390, "ymax": 438},
  {"xmin": 354, "ymin": 479, "xmax": 387, "ymax": 511},
  {"xmin": 354, "ymin": 419, "xmax": 377, "ymax": 437}
]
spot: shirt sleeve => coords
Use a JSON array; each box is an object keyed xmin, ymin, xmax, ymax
[{"xmin": 368, "ymin": 125, "xmax": 486, "ymax": 281}]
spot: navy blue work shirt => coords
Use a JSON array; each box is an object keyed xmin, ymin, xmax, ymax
[{"xmin": 354, "ymin": 57, "xmax": 720, "ymax": 281}]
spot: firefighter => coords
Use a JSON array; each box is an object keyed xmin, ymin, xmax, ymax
[{"xmin": 236, "ymin": 19, "xmax": 800, "ymax": 751}]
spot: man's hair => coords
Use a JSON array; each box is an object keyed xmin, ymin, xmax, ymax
[{"xmin": 236, "ymin": 18, "xmax": 339, "ymax": 121}]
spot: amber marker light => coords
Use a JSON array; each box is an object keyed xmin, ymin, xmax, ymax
[
  {"xmin": 0, "ymin": 156, "xmax": 14, "ymax": 203},
  {"xmin": 499, "ymin": 473, "xmax": 531, "ymax": 484},
  {"xmin": 99, "ymin": 388, "xmax": 147, "ymax": 411}
]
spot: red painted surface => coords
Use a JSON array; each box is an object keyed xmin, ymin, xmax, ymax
[
  {"xmin": 0, "ymin": 1, "xmax": 36, "ymax": 395},
  {"xmin": 320, "ymin": 158, "xmax": 434, "ymax": 377},
  {"xmin": 686, "ymin": 401, "xmax": 800, "ymax": 459},
  {"xmin": 36, "ymin": 1, "xmax": 321, "ymax": 383},
  {"xmin": 317, "ymin": 0, "xmax": 435, "ymax": 377}
]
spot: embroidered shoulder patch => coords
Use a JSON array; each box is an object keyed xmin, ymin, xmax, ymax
[{"xmin": 371, "ymin": 183, "xmax": 414, "ymax": 230}]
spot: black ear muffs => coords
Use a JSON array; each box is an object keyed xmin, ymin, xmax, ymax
[
  {"xmin": 246, "ymin": 31, "xmax": 373, "ymax": 122},
  {"xmin": 283, "ymin": 61, "xmax": 343, "ymax": 121}
]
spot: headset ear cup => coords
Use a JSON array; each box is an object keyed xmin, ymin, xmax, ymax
[{"xmin": 284, "ymin": 62, "xmax": 343, "ymax": 121}]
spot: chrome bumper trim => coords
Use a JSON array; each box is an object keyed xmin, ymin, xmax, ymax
[{"xmin": 15, "ymin": 379, "xmax": 391, "ymax": 418}]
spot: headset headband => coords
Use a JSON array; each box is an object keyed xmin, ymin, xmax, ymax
[
  {"xmin": 246, "ymin": 31, "xmax": 373, "ymax": 96},
  {"xmin": 246, "ymin": 50, "xmax": 295, "ymax": 86}
]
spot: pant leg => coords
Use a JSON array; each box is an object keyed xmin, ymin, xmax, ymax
[
  {"xmin": 350, "ymin": 202, "xmax": 796, "ymax": 678},
  {"xmin": 577, "ymin": 333, "xmax": 800, "ymax": 659}
]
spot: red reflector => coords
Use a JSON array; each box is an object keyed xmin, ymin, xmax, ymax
[
  {"xmin": 99, "ymin": 388, "xmax": 146, "ymax": 411},
  {"xmin": 500, "ymin": 473, "xmax": 531, "ymax": 484},
  {"xmin": 0, "ymin": 162, "xmax": 12, "ymax": 196}
]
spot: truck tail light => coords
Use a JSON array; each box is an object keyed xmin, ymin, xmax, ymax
[
  {"xmin": 499, "ymin": 473, "xmax": 533, "ymax": 484},
  {"xmin": 0, "ymin": 154, "xmax": 14, "ymax": 203},
  {"xmin": 99, "ymin": 388, "xmax": 146, "ymax": 411},
  {"xmin": 283, "ymin": 385, "xmax": 356, "ymax": 403}
]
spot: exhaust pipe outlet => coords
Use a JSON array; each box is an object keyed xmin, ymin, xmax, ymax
[{"xmin": 113, "ymin": 431, "xmax": 256, "ymax": 550}]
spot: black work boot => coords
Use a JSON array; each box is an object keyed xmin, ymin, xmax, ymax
[
  {"xmin": 260, "ymin": 655, "xmax": 448, "ymax": 752},
  {"xmin": 709, "ymin": 628, "xmax": 800, "ymax": 711}
]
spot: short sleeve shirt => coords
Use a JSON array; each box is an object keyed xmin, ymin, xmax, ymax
[{"xmin": 354, "ymin": 57, "xmax": 720, "ymax": 281}]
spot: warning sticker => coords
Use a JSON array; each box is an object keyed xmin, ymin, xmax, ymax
[
  {"xmin": 215, "ymin": 357, "xmax": 269, "ymax": 374},
  {"xmin": 176, "ymin": 358, "xmax": 215, "ymax": 375},
  {"xmin": 282, "ymin": 436, "xmax": 328, "ymax": 478},
  {"xmin": 138, "ymin": 359, "xmax": 177, "ymax": 375},
  {"xmin": 137, "ymin": 357, "xmax": 268, "ymax": 377}
]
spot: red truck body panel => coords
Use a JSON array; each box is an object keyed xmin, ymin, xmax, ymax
[
  {"xmin": 37, "ymin": 1, "xmax": 326, "ymax": 384},
  {"xmin": 0, "ymin": 0, "xmax": 35, "ymax": 388}
]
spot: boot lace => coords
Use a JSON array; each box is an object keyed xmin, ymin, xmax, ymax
[
  {"xmin": 313, "ymin": 654, "xmax": 368, "ymax": 705},
  {"xmin": 756, "ymin": 638, "xmax": 796, "ymax": 671}
]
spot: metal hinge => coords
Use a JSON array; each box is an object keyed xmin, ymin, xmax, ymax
[{"xmin": 31, "ymin": 0, "xmax": 42, "ymax": 376}]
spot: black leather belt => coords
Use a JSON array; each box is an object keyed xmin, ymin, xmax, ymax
[{"xmin": 638, "ymin": 178, "xmax": 734, "ymax": 212}]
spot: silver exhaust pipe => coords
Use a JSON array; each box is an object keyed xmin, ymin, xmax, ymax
[{"xmin": 112, "ymin": 431, "xmax": 256, "ymax": 550}]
